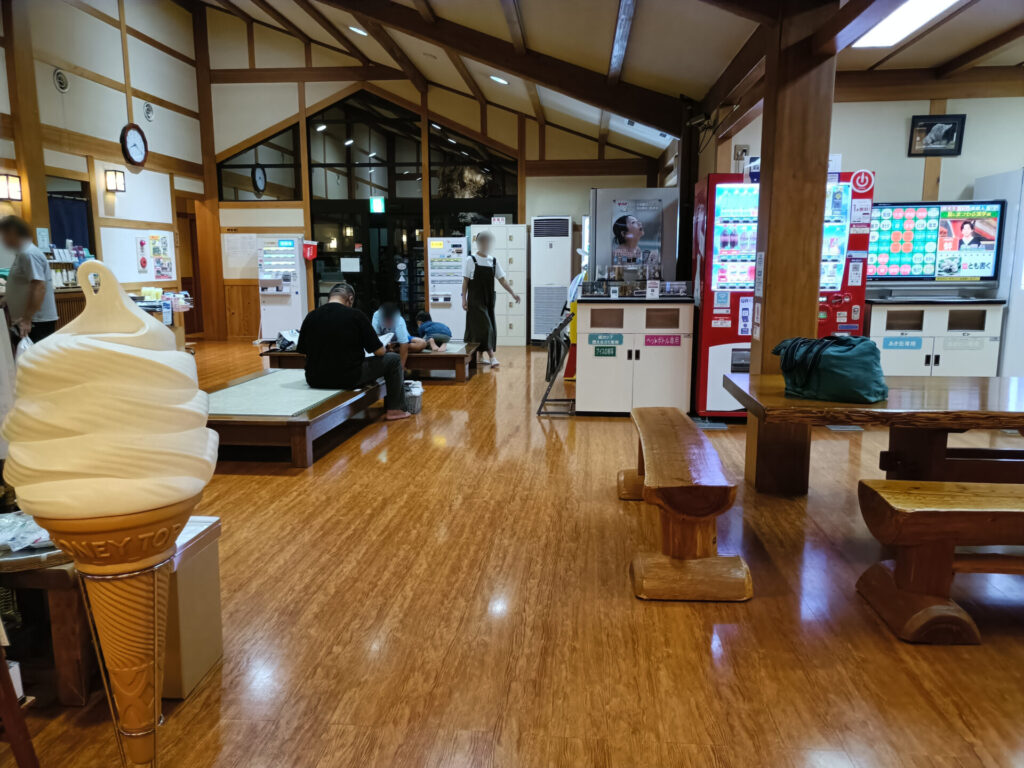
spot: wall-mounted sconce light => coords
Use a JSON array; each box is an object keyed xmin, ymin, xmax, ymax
[
  {"xmin": 0, "ymin": 174, "xmax": 22, "ymax": 201},
  {"xmin": 328, "ymin": 237, "xmax": 338, "ymax": 249},
  {"xmin": 343, "ymin": 226, "xmax": 354, "ymax": 237},
  {"xmin": 105, "ymin": 169, "xmax": 126, "ymax": 193}
]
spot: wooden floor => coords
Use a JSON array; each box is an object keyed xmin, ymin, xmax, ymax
[{"xmin": 6, "ymin": 342, "xmax": 1024, "ymax": 768}]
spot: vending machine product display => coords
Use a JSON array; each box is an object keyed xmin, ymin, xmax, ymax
[{"xmin": 692, "ymin": 170, "xmax": 875, "ymax": 417}]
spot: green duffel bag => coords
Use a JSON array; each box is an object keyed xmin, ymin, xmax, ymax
[{"xmin": 772, "ymin": 335, "xmax": 888, "ymax": 403}]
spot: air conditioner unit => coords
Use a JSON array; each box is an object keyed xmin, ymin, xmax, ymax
[{"xmin": 530, "ymin": 216, "xmax": 572, "ymax": 341}]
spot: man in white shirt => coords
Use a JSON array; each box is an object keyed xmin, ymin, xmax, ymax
[{"xmin": 1, "ymin": 217, "xmax": 58, "ymax": 343}]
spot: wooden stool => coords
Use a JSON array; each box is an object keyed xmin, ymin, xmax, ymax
[
  {"xmin": 620, "ymin": 408, "xmax": 752, "ymax": 602},
  {"xmin": 857, "ymin": 479, "xmax": 1024, "ymax": 644}
]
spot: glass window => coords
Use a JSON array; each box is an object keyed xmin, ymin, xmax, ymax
[{"xmin": 217, "ymin": 126, "xmax": 301, "ymax": 201}]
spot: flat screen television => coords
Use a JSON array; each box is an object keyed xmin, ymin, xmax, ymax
[{"xmin": 867, "ymin": 200, "xmax": 1005, "ymax": 284}]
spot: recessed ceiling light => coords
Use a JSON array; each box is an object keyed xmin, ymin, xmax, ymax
[
  {"xmin": 489, "ymin": 75, "xmax": 509, "ymax": 85},
  {"xmin": 852, "ymin": 0, "xmax": 958, "ymax": 48},
  {"xmin": 430, "ymin": 122, "xmax": 441, "ymax": 129},
  {"xmin": 447, "ymin": 138, "xmax": 456, "ymax": 144},
  {"xmin": 315, "ymin": 124, "xmax": 327, "ymax": 132},
  {"xmin": 460, "ymin": 151, "xmax": 468, "ymax": 156},
  {"xmin": 349, "ymin": 26, "xmax": 368, "ymax": 36},
  {"xmin": 368, "ymin": 152, "xmax": 376, "ymax": 158},
  {"xmin": 344, "ymin": 138, "xmax": 354, "ymax": 146}
]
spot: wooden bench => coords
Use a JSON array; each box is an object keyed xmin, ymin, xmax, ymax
[
  {"xmin": 261, "ymin": 350, "xmax": 306, "ymax": 369},
  {"xmin": 406, "ymin": 343, "xmax": 479, "ymax": 382},
  {"xmin": 618, "ymin": 407, "xmax": 752, "ymax": 601},
  {"xmin": 857, "ymin": 479, "xmax": 1024, "ymax": 644}
]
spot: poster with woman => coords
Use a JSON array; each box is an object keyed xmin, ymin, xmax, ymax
[{"xmin": 611, "ymin": 198, "xmax": 663, "ymax": 281}]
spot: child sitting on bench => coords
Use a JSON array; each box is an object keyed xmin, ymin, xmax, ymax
[{"xmin": 413, "ymin": 311, "xmax": 452, "ymax": 352}]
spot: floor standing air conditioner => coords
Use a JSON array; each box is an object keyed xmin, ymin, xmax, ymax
[{"xmin": 530, "ymin": 216, "xmax": 572, "ymax": 341}]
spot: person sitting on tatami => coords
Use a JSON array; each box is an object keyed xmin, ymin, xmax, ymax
[
  {"xmin": 412, "ymin": 311, "xmax": 452, "ymax": 352},
  {"xmin": 297, "ymin": 283, "xmax": 410, "ymax": 421},
  {"xmin": 371, "ymin": 301, "xmax": 421, "ymax": 367}
]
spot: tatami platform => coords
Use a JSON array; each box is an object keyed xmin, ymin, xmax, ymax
[{"xmin": 6, "ymin": 341, "xmax": 1024, "ymax": 768}]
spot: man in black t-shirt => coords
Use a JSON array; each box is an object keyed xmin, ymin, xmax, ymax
[{"xmin": 297, "ymin": 282, "xmax": 410, "ymax": 421}]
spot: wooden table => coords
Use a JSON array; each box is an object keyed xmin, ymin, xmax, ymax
[
  {"xmin": 0, "ymin": 550, "xmax": 93, "ymax": 708},
  {"xmin": 723, "ymin": 374, "xmax": 1024, "ymax": 496},
  {"xmin": 208, "ymin": 371, "xmax": 384, "ymax": 467}
]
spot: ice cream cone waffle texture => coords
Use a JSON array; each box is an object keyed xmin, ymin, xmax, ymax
[{"xmin": 2, "ymin": 261, "xmax": 218, "ymax": 766}]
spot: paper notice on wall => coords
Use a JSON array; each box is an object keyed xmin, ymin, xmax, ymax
[
  {"xmin": 646, "ymin": 280, "xmax": 660, "ymax": 299},
  {"xmin": 754, "ymin": 251, "xmax": 765, "ymax": 298},
  {"xmin": 848, "ymin": 259, "xmax": 864, "ymax": 287},
  {"xmin": 851, "ymin": 198, "xmax": 872, "ymax": 225},
  {"xmin": 754, "ymin": 301, "xmax": 762, "ymax": 325},
  {"xmin": 752, "ymin": 324, "xmax": 760, "ymax": 340},
  {"xmin": 738, "ymin": 296, "xmax": 753, "ymax": 336}
]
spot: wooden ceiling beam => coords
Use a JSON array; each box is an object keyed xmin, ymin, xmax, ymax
[
  {"xmin": 498, "ymin": 0, "xmax": 527, "ymax": 54},
  {"xmin": 607, "ymin": 0, "xmax": 636, "ymax": 86},
  {"xmin": 409, "ymin": 0, "xmax": 486, "ymax": 105},
  {"xmin": 701, "ymin": 24, "xmax": 768, "ymax": 114},
  {"xmin": 597, "ymin": 110, "xmax": 610, "ymax": 157},
  {"xmin": 835, "ymin": 66, "xmax": 1024, "ymax": 101},
  {"xmin": 715, "ymin": 78, "xmax": 764, "ymax": 139},
  {"xmin": 248, "ymin": 0, "xmax": 311, "ymax": 43},
  {"xmin": 319, "ymin": 0, "xmax": 688, "ymax": 135},
  {"xmin": 937, "ymin": 20, "xmax": 1024, "ymax": 78},
  {"xmin": 526, "ymin": 81, "xmax": 545, "ymax": 124},
  {"xmin": 350, "ymin": 13, "xmax": 427, "ymax": 92},
  {"xmin": 291, "ymin": 0, "xmax": 370, "ymax": 64},
  {"xmin": 867, "ymin": 0, "xmax": 981, "ymax": 71},
  {"xmin": 448, "ymin": 51, "xmax": 487, "ymax": 104},
  {"xmin": 210, "ymin": 65, "xmax": 405, "ymax": 83},
  {"xmin": 810, "ymin": 0, "xmax": 906, "ymax": 56},
  {"xmin": 694, "ymin": 0, "xmax": 778, "ymax": 25}
]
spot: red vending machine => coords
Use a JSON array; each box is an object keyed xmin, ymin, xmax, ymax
[{"xmin": 692, "ymin": 170, "xmax": 875, "ymax": 418}]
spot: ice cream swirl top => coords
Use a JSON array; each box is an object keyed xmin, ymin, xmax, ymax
[{"xmin": 2, "ymin": 261, "xmax": 218, "ymax": 518}]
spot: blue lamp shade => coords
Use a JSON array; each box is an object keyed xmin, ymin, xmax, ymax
[
  {"xmin": 105, "ymin": 169, "xmax": 126, "ymax": 193},
  {"xmin": 0, "ymin": 174, "xmax": 22, "ymax": 201}
]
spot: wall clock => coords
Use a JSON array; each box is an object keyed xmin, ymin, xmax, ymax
[
  {"xmin": 120, "ymin": 123, "xmax": 149, "ymax": 167},
  {"xmin": 251, "ymin": 164, "xmax": 267, "ymax": 197}
]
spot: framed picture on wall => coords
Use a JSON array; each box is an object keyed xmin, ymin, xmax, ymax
[{"xmin": 908, "ymin": 114, "xmax": 966, "ymax": 157}]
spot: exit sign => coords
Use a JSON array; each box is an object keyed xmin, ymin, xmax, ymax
[{"xmin": 369, "ymin": 196, "xmax": 386, "ymax": 213}]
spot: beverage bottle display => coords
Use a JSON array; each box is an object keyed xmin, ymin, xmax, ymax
[{"xmin": 719, "ymin": 221, "xmax": 729, "ymax": 252}]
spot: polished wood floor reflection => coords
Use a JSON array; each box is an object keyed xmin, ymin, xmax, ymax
[{"xmin": 5, "ymin": 342, "xmax": 1024, "ymax": 768}]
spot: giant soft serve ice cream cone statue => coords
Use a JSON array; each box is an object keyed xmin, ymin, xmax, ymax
[{"xmin": 2, "ymin": 261, "xmax": 218, "ymax": 766}]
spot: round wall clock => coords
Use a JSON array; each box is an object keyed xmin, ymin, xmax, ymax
[
  {"xmin": 251, "ymin": 164, "xmax": 267, "ymax": 197},
  {"xmin": 120, "ymin": 123, "xmax": 149, "ymax": 167}
]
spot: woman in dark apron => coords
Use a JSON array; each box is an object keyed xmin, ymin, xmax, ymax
[{"xmin": 461, "ymin": 230, "xmax": 520, "ymax": 367}]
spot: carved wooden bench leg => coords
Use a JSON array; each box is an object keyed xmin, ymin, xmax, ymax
[
  {"xmin": 618, "ymin": 439, "xmax": 645, "ymax": 500},
  {"xmin": 630, "ymin": 511, "xmax": 752, "ymax": 602},
  {"xmin": 856, "ymin": 541, "xmax": 979, "ymax": 644}
]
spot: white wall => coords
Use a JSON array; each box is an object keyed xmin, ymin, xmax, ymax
[
  {"xmin": 525, "ymin": 175, "xmax": 648, "ymax": 256},
  {"xmin": 720, "ymin": 98, "xmax": 1024, "ymax": 204}
]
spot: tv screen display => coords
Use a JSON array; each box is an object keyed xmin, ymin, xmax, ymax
[{"xmin": 867, "ymin": 200, "xmax": 1004, "ymax": 282}]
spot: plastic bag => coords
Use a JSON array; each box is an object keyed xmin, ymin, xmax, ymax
[
  {"xmin": 0, "ymin": 512, "xmax": 52, "ymax": 552},
  {"xmin": 14, "ymin": 335, "xmax": 32, "ymax": 362},
  {"xmin": 276, "ymin": 329, "xmax": 299, "ymax": 352}
]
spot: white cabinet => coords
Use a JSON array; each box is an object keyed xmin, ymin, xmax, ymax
[
  {"xmin": 868, "ymin": 302, "xmax": 1004, "ymax": 377},
  {"xmin": 468, "ymin": 224, "xmax": 529, "ymax": 346},
  {"xmin": 576, "ymin": 301, "xmax": 694, "ymax": 413}
]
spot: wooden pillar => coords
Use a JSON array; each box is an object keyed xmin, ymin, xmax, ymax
[
  {"xmin": 921, "ymin": 99, "xmax": 946, "ymax": 201},
  {"xmin": 517, "ymin": 115, "xmax": 526, "ymax": 224},
  {"xmin": 677, "ymin": 102, "xmax": 700, "ymax": 281},
  {"xmin": 2, "ymin": 0, "xmax": 48, "ymax": 232},
  {"xmin": 420, "ymin": 92, "xmax": 431, "ymax": 310},
  {"xmin": 745, "ymin": 1, "xmax": 838, "ymax": 496},
  {"xmin": 192, "ymin": 5, "xmax": 228, "ymax": 340},
  {"xmin": 298, "ymin": 87, "xmax": 314, "ymax": 311}
]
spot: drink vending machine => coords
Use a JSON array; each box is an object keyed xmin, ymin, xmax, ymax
[{"xmin": 692, "ymin": 170, "xmax": 875, "ymax": 417}]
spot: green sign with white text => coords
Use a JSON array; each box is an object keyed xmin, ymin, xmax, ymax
[{"xmin": 594, "ymin": 346, "xmax": 616, "ymax": 357}]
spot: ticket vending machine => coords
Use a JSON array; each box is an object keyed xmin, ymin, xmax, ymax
[
  {"xmin": 426, "ymin": 237, "xmax": 467, "ymax": 340},
  {"xmin": 692, "ymin": 170, "xmax": 875, "ymax": 417},
  {"xmin": 258, "ymin": 237, "xmax": 308, "ymax": 338}
]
